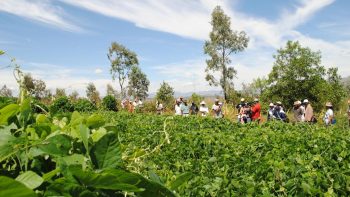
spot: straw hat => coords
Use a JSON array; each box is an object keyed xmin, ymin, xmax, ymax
[
  {"xmin": 293, "ymin": 101, "xmax": 299, "ymax": 106},
  {"xmin": 269, "ymin": 103, "xmax": 274, "ymax": 107},
  {"xmin": 254, "ymin": 98, "xmax": 259, "ymax": 102},
  {"xmin": 325, "ymin": 102, "xmax": 333, "ymax": 107},
  {"xmin": 200, "ymin": 101, "xmax": 206, "ymax": 105},
  {"xmin": 303, "ymin": 99, "xmax": 309, "ymax": 103},
  {"xmin": 240, "ymin": 98, "xmax": 245, "ymax": 102}
]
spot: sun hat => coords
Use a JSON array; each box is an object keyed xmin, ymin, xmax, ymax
[
  {"xmin": 200, "ymin": 101, "xmax": 206, "ymax": 105},
  {"xmin": 240, "ymin": 98, "xmax": 245, "ymax": 102},
  {"xmin": 293, "ymin": 101, "xmax": 299, "ymax": 106},
  {"xmin": 325, "ymin": 102, "xmax": 333, "ymax": 107},
  {"xmin": 215, "ymin": 98, "xmax": 219, "ymax": 102},
  {"xmin": 303, "ymin": 99, "xmax": 309, "ymax": 103},
  {"xmin": 297, "ymin": 100, "xmax": 302, "ymax": 105},
  {"xmin": 269, "ymin": 103, "xmax": 274, "ymax": 107},
  {"xmin": 254, "ymin": 98, "xmax": 259, "ymax": 102}
]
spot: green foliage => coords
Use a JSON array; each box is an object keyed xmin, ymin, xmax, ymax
[
  {"xmin": 190, "ymin": 93, "xmax": 204, "ymax": 104},
  {"xmin": 0, "ymin": 96, "xmax": 16, "ymax": 109},
  {"xmin": 74, "ymin": 98, "xmax": 97, "ymax": 112},
  {"xmin": 108, "ymin": 42, "xmax": 139, "ymax": 97},
  {"xmin": 127, "ymin": 65, "xmax": 150, "ymax": 100},
  {"xmin": 50, "ymin": 96, "xmax": 74, "ymax": 114},
  {"xmin": 101, "ymin": 112, "xmax": 350, "ymax": 196},
  {"xmin": 204, "ymin": 6, "xmax": 249, "ymax": 101},
  {"xmin": 102, "ymin": 95, "xmax": 118, "ymax": 111},
  {"xmin": 0, "ymin": 102, "xmax": 176, "ymax": 196},
  {"xmin": 262, "ymin": 41, "xmax": 346, "ymax": 111},
  {"xmin": 156, "ymin": 81, "xmax": 174, "ymax": 108}
]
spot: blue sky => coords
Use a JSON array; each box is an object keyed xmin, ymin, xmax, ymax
[{"xmin": 1, "ymin": 0, "xmax": 349, "ymax": 97}]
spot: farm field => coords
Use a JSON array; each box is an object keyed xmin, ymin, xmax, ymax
[{"xmin": 1, "ymin": 101, "xmax": 350, "ymax": 196}]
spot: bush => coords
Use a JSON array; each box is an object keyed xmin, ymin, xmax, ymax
[
  {"xmin": 102, "ymin": 95, "xmax": 118, "ymax": 111},
  {"xmin": 32, "ymin": 99, "xmax": 49, "ymax": 114},
  {"xmin": 50, "ymin": 96, "xmax": 74, "ymax": 114},
  {"xmin": 0, "ymin": 96, "xmax": 16, "ymax": 109},
  {"xmin": 74, "ymin": 98, "xmax": 97, "ymax": 112}
]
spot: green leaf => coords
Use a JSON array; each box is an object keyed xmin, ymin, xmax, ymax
[
  {"xmin": 36, "ymin": 114, "xmax": 49, "ymax": 124},
  {"xmin": 15, "ymin": 171, "xmax": 44, "ymax": 189},
  {"xmin": 0, "ymin": 176, "xmax": 37, "ymax": 197},
  {"xmin": 37, "ymin": 134, "xmax": 72, "ymax": 156},
  {"xmin": 70, "ymin": 168, "xmax": 143, "ymax": 192},
  {"xmin": 148, "ymin": 171, "xmax": 163, "ymax": 185},
  {"xmin": 70, "ymin": 111, "xmax": 84, "ymax": 127},
  {"xmin": 0, "ymin": 131, "xmax": 18, "ymax": 162},
  {"xmin": 90, "ymin": 132, "xmax": 122, "ymax": 169},
  {"xmin": 86, "ymin": 114, "xmax": 105, "ymax": 129},
  {"xmin": 301, "ymin": 182, "xmax": 311, "ymax": 194},
  {"xmin": 0, "ymin": 50, "xmax": 5, "ymax": 55},
  {"xmin": 91, "ymin": 127, "xmax": 107, "ymax": 142},
  {"xmin": 0, "ymin": 104, "xmax": 19, "ymax": 125},
  {"xmin": 78, "ymin": 124, "xmax": 89, "ymax": 152},
  {"xmin": 43, "ymin": 168, "xmax": 60, "ymax": 181},
  {"xmin": 170, "ymin": 172, "xmax": 193, "ymax": 190},
  {"xmin": 59, "ymin": 154, "xmax": 85, "ymax": 167}
]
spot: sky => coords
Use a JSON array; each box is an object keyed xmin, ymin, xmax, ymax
[{"xmin": 0, "ymin": 0, "xmax": 350, "ymax": 97}]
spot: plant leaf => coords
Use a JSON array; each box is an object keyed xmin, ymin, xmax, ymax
[
  {"xmin": 90, "ymin": 132, "xmax": 122, "ymax": 169},
  {"xmin": 78, "ymin": 124, "xmax": 89, "ymax": 152},
  {"xmin": 16, "ymin": 171, "xmax": 44, "ymax": 189},
  {"xmin": 0, "ymin": 176, "xmax": 37, "ymax": 197},
  {"xmin": 0, "ymin": 104, "xmax": 19, "ymax": 125},
  {"xmin": 170, "ymin": 172, "xmax": 193, "ymax": 190}
]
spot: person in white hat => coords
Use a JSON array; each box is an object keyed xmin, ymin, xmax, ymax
[
  {"xmin": 267, "ymin": 103, "xmax": 275, "ymax": 121},
  {"xmin": 323, "ymin": 102, "xmax": 334, "ymax": 126},
  {"xmin": 293, "ymin": 101, "xmax": 304, "ymax": 122},
  {"xmin": 212, "ymin": 98, "xmax": 223, "ymax": 118},
  {"xmin": 199, "ymin": 101, "xmax": 209, "ymax": 117},
  {"xmin": 174, "ymin": 99, "xmax": 182, "ymax": 115},
  {"xmin": 251, "ymin": 98, "xmax": 261, "ymax": 123},
  {"xmin": 303, "ymin": 99, "xmax": 314, "ymax": 123}
]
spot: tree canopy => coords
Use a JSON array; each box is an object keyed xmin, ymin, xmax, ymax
[
  {"xmin": 204, "ymin": 6, "xmax": 249, "ymax": 101},
  {"xmin": 108, "ymin": 42, "xmax": 138, "ymax": 98},
  {"xmin": 156, "ymin": 81, "xmax": 174, "ymax": 107},
  {"xmin": 127, "ymin": 65, "xmax": 150, "ymax": 100},
  {"xmin": 262, "ymin": 40, "xmax": 346, "ymax": 110}
]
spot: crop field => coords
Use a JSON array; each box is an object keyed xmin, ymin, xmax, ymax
[{"xmin": 1, "ymin": 100, "xmax": 350, "ymax": 196}]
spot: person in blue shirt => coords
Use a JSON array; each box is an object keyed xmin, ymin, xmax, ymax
[{"xmin": 180, "ymin": 99, "xmax": 190, "ymax": 117}]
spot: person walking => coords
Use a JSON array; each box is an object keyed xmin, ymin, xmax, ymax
[
  {"xmin": 199, "ymin": 101, "xmax": 209, "ymax": 117},
  {"xmin": 212, "ymin": 99, "xmax": 223, "ymax": 118},
  {"xmin": 251, "ymin": 98, "xmax": 261, "ymax": 123},
  {"xmin": 293, "ymin": 101, "xmax": 304, "ymax": 122},
  {"xmin": 323, "ymin": 102, "xmax": 334, "ymax": 126},
  {"xmin": 274, "ymin": 102, "xmax": 287, "ymax": 122},
  {"xmin": 304, "ymin": 99, "xmax": 315, "ymax": 123},
  {"xmin": 156, "ymin": 101, "xmax": 164, "ymax": 115},
  {"xmin": 190, "ymin": 102, "xmax": 199, "ymax": 115},
  {"xmin": 180, "ymin": 99, "xmax": 190, "ymax": 117},
  {"xmin": 267, "ymin": 103, "xmax": 275, "ymax": 121},
  {"xmin": 174, "ymin": 99, "xmax": 182, "ymax": 116}
]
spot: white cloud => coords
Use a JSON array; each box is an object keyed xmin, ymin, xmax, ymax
[
  {"xmin": 0, "ymin": 0, "xmax": 82, "ymax": 32},
  {"xmin": 94, "ymin": 68, "xmax": 103, "ymax": 74}
]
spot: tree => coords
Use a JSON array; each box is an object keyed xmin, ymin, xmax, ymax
[
  {"xmin": 86, "ymin": 82, "xmax": 101, "ymax": 105},
  {"xmin": 127, "ymin": 66, "xmax": 150, "ymax": 100},
  {"xmin": 156, "ymin": 81, "xmax": 174, "ymax": 107},
  {"xmin": 108, "ymin": 42, "xmax": 138, "ymax": 98},
  {"xmin": 69, "ymin": 90, "xmax": 79, "ymax": 102},
  {"xmin": 0, "ymin": 85, "xmax": 12, "ymax": 97},
  {"xmin": 262, "ymin": 40, "xmax": 346, "ymax": 111},
  {"xmin": 204, "ymin": 6, "xmax": 249, "ymax": 101},
  {"xmin": 55, "ymin": 88, "xmax": 66, "ymax": 98},
  {"xmin": 106, "ymin": 84, "xmax": 119, "ymax": 98},
  {"xmin": 32, "ymin": 79, "xmax": 46, "ymax": 99},
  {"xmin": 23, "ymin": 74, "xmax": 35, "ymax": 93}
]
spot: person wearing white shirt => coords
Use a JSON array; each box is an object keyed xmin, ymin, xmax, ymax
[
  {"xmin": 199, "ymin": 101, "xmax": 209, "ymax": 117},
  {"xmin": 174, "ymin": 99, "xmax": 182, "ymax": 115},
  {"xmin": 323, "ymin": 102, "xmax": 334, "ymax": 126}
]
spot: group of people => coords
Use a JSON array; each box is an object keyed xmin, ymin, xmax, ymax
[
  {"xmin": 168, "ymin": 97, "xmax": 224, "ymax": 118},
  {"xmin": 162, "ymin": 96, "xmax": 349, "ymax": 126},
  {"xmin": 121, "ymin": 97, "xmax": 143, "ymax": 113}
]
